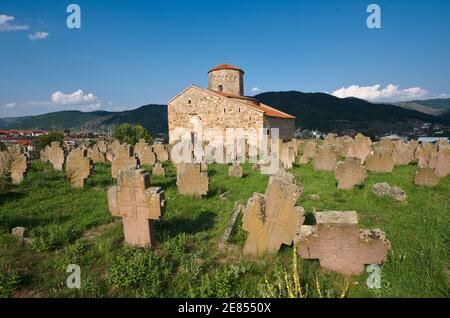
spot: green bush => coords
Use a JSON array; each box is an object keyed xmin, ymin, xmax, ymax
[
  {"xmin": 0, "ymin": 267, "xmax": 20, "ymax": 298},
  {"xmin": 113, "ymin": 123, "xmax": 153, "ymax": 145},
  {"xmin": 37, "ymin": 131, "xmax": 64, "ymax": 151},
  {"xmin": 106, "ymin": 247, "xmax": 172, "ymax": 297}
]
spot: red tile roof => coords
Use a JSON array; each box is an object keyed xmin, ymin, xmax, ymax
[{"xmin": 208, "ymin": 64, "xmax": 244, "ymax": 74}]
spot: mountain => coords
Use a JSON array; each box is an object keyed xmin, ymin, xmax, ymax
[
  {"xmin": 254, "ymin": 91, "xmax": 448, "ymax": 137},
  {"xmin": 395, "ymin": 98, "xmax": 450, "ymax": 115},
  {"xmin": 1, "ymin": 93, "xmax": 448, "ymax": 138}
]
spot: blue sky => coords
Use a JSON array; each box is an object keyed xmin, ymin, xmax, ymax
[{"xmin": 1, "ymin": 0, "xmax": 450, "ymax": 117}]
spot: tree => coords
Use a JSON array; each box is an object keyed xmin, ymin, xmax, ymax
[
  {"xmin": 113, "ymin": 124, "xmax": 153, "ymax": 145},
  {"xmin": 37, "ymin": 131, "xmax": 64, "ymax": 151}
]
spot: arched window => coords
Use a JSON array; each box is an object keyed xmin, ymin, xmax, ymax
[{"xmin": 218, "ymin": 85, "xmax": 223, "ymax": 92}]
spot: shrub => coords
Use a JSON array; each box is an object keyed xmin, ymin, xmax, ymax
[
  {"xmin": 113, "ymin": 123, "xmax": 153, "ymax": 145},
  {"xmin": 0, "ymin": 267, "xmax": 20, "ymax": 298},
  {"xmin": 106, "ymin": 247, "xmax": 172, "ymax": 297},
  {"xmin": 37, "ymin": 131, "xmax": 64, "ymax": 151}
]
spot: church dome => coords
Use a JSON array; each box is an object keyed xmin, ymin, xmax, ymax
[{"xmin": 208, "ymin": 63, "xmax": 244, "ymax": 74}]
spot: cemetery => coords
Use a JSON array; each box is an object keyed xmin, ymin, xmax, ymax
[{"xmin": 0, "ymin": 133, "xmax": 449, "ymax": 298}]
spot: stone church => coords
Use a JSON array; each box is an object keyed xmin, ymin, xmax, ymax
[{"xmin": 167, "ymin": 64, "xmax": 295, "ymax": 144}]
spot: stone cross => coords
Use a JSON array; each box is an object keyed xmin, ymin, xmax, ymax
[
  {"xmin": 47, "ymin": 142, "xmax": 65, "ymax": 171},
  {"xmin": 242, "ymin": 171, "xmax": 305, "ymax": 255},
  {"xmin": 108, "ymin": 169, "xmax": 165, "ymax": 247},
  {"xmin": 90, "ymin": 144, "xmax": 106, "ymax": 164},
  {"xmin": 66, "ymin": 148, "xmax": 93, "ymax": 188},
  {"xmin": 176, "ymin": 163, "xmax": 209, "ymax": 196},
  {"xmin": 153, "ymin": 144, "xmax": 169, "ymax": 162},
  {"xmin": 296, "ymin": 211, "xmax": 391, "ymax": 275},
  {"xmin": 111, "ymin": 144, "xmax": 138, "ymax": 179},
  {"xmin": 334, "ymin": 157, "xmax": 367, "ymax": 190},
  {"xmin": 0, "ymin": 145, "xmax": 29, "ymax": 184}
]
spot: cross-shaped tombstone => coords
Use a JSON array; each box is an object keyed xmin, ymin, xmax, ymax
[
  {"xmin": 111, "ymin": 144, "xmax": 138, "ymax": 179},
  {"xmin": 47, "ymin": 142, "xmax": 65, "ymax": 171},
  {"xmin": 108, "ymin": 169, "xmax": 165, "ymax": 247},
  {"xmin": 242, "ymin": 170, "xmax": 305, "ymax": 255},
  {"xmin": 296, "ymin": 211, "xmax": 391, "ymax": 275},
  {"xmin": 66, "ymin": 148, "xmax": 93, "ymax": 188}
]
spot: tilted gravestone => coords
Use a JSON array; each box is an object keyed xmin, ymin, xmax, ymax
[
  {"xmin": 111, "ymin": 145, "xmax": 138, "ymax": 179},
  {"xmin": 152, "ymin": 163, "xmax": 166, "ymax": 177},
  {"xmin": 346, "ymin": 134, "xmax": 372, "ymax": 164},
  {"xmin": 0, "ymin": 145, "xmax": 30, "ymax": 184},
  {"xmin": 47, "ymin": 142, "xmax": 65, "ymax": 171},
  {"xmin": 153, "ymin": 144, "xmax": 169, "ymax": 162},
  {"xmin": 108, "ymin": 169, "xmax": 165, "ymax": 247},
  {"xmin": 228, "ymin": 161, "xmax": 243, "ymax": 178},
  {"xmin": 296, "ymin": 211, "xmax": 391, "ymax": 275},
  {"xmin": 176, "ymin": 163, "xmax": 209, "ymax": 196},
  {"xmin": 242, "ymin": 171, "xmax": 305, "ymax": 255},
  {"xmin": 413, "ymin": 168, "xmax": 440, "ymax": 187},
  {"xmin": 334, "ymin": 157, "xmax": 367, "ymax": 190},
  {"xmin": 312, "ymin": 146, "xmax": 337, "ymax": 172},
  {"xmin": 66, "ymin": 148, "xmax": 93, "ymax": 188},
  {"xmin": 365, "ymin": 148, "xmax": 394, "ymax": 173}
]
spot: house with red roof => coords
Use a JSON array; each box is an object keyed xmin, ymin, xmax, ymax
[{"xmin": 167, "ymin": 64, "xmax": 295, "ymax": 144}]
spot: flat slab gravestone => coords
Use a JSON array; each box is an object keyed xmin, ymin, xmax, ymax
[
  {"xmin": 296, "ymin": 211, "xmax": 391, "ymax": 275},
  {"xmin": 334, "ymin": 157, "xmax": 367, "ymax": 190},
  {"xmin": 111, "ymin": 145, "xmax": 138, "ymax": 179},
  {"xmin": 66, "ymin": 148, "xmax": 93, "ymax": 188},
  {"xmin": 413, "ymin": 168, "xmax": 440, "ymax": 187},
  {"xmin": 242, "ymin": 171, "xmax": 305, "ymax": 255},
  {"xmin": 108, "ymin": 169, "xmax": 165, "ymax": 247},
  {"xmin": 176, "ymin": 163, "xmax": 209, "ymax": 196}
]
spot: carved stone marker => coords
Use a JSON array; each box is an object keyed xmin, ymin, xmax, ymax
[
  {"xmin": 415, "ymin": 143, "xmax": 434, "ymax": 168},
  {"xmin": 152, "ymin": 163, "xmax": 166, "ymax": 177},
  {"xmin": 108, "ymin": 169, "xmax": 165, "ymax": 247},
  {"xmin": 347, "ymin": 134, "xmax": 372, "ymax": 164},
  {"xmin": 0, "ymin": 145, "xmax": 29, "ymax": 184},
  {"xmin": 433, "ymin": 148, "xmax": 450, "ymax": 178},
  {"xmin": 334, "ymin": 158, "xmax": 367, "ymax": 190},
  {"xmin": 140, "ymin": 146, "xmax": 157, "ymax": 166},
  {"xmin": 365, "ymin": 149, "xmax": 394, "ymax": 173},
  {"xmin": 153, "ymin": 144, "xmax": 169, "ymax": 162},
  {"xmin": 47, "ymin": 142, "xmax": 65, "ymax": 171},
  {"xmin": 312, "ymin": 146, "xmax": 337, "ymax": 172},
  {"xmin": 228, "ymin": 161, "xmax": 243, "ymax": 178},
  {"xmin": 296, "ymin": 211, "xmax": 391, "ymax": 275},
  {"xmin": 242, "ymin": 171, "xmax": 305, "ymax": 255},
  {"xmin": 298, "ymin": 141, "xmax": 317, "ymax": 164},
  {"xmin": 111, "ymin": 145, "xmax": 138, "ymax": 179},
  {"xmin": 413, "ymin": 168, "xmax": 440, "ymax": 187},
  {"xmin": 176, "ymin": 163, "xmax": 209, "ymax": 196},
  {"xmin": 90, "ymin": 144, "xmax": 106, "ymax": 164},
  {"xmin": 66, "ymin": 148, "xmax": 92, "ymax": 188}
]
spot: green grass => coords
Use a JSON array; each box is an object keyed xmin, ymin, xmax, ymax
[{"xmin": 0, "ymin": 160, "xmax": 449, "ymax": 298}]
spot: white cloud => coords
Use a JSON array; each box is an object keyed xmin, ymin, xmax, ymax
[
  {"xmin": 0, "ymin": 14, "xmax": 29, "ymax": 32},
  {"xmin": 28, "ymin": 31, "xmax": 49, "ymax": 41},
  {"xmin": 251, "ymin": 86, "xmax": 262, "ymax": 93},
  {"xmin": 51, "ymin": 89, "xmax": 97, "ymax": 105},
  {"xmin": 332, "ymin": 84, "xmax": 430, "ymax": 102},
  {"xmin": 5, "ymin": 102, "xmax": 16, "ymax": 108}
]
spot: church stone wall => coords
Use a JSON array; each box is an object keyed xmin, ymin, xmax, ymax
[
  {"xmin": 264, "ymin": 116, "xmax": 296, "ymax": 141},
  {"xmin": 208, "ymin": 69, "xmax": 244, "ymax": 96}
]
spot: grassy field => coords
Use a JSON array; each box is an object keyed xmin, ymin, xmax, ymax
[{"xmin": 0, "ymin": 160, "xmax": 449, "ymax": 298}]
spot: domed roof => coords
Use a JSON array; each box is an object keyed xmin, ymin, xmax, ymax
[{"xmin": 208, "ymin": 63, "xmax": 244, "ymax": 74}]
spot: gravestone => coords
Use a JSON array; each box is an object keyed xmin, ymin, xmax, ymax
[
  {"xmin": 372, "ymin": 182, "xmax": 407, "ymax": 202},
  {"xmin": 298, "ymin": 141, "xmax": 317, "ymax": 164},
  {"xmin": 108, "ymin": 169, "xmax": 165, "ymax": 247},
  {"xmin": 347, "ymin": 134, "xmax": 372, "ymax": 163},
  {"xmin": 47, "ymin": 142, "xmax": 65, "ymax": 171},
  {"xmin": 176, "ymin": 163, "xmax": 209, "ymax": 196},
  {"xmin": 134, "ymin": 139, "xmax": 148, "ymax": 159},
  {"xmin": 433, "ymin": 148, "xmax": 450, "ymax": 178},
  {"xmin": 296, "ymin": 211, "xmax": 391, "ymax": 275},
  {"xmin": 0, "ymin": 145, "xmax": 30, "ymax": 184},
  {"xmin": 312, "ymin": 146, "xmax": 337, "ymax": 172},
  {"xmin": 365, "ymin": 149, "xmax": 394, "ymax": 173},
  {"xmin": 66, "ymin": 148, "xmax": 92, "ymax": 188},
  {"xmin": 280, "ymin": 142, "xmax": 295, "ymax": 169},
  {"xmin": 111, "ymin": 145, "xmax": 138, "ymax": 179},
  {"xmin": 334, "ymin": 157, "xmax": 367, "ymax": 190},
  {"xmin": 152, "ymin": 163, "xmax": 166, "ymax": 177},
  {"xmin": 242, "ymin": 171, "xmax": 305, "ymax": 255},
  {"xmin": 413, "ymin": 168, "xmax": 440, "ymax": 187},
  {"xmin": 153, "ymin": 144, "xmax": 169, "ymax": 162},
  {"xmin": 90, "ymin": 144, "xmax": 106, "ymax": 164},
  {"xmin": 140, "ymin": 146, "xmax": 157, "ymax": 166},
  {"xmin": 415, "ymin": 143, "xmax": 435, "ymax": 168},
  {"xmin": 228, "ymin": 161, "xmax": 243, "ymax": 178}
]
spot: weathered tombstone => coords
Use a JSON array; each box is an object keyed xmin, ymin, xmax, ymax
[
  {"xmin": 365, "ymin": 149, "xmax": 394, "ymax": 173},
  {"xmin": 228, "ymin": 161, "xmax": 243, "ymax": 178},
  {"xmin": 153, "ymin": 144, "xmax": 169, "ymax": 162},
  {"xmin": 347, "ymin": 134, "xmax": 372, "ymax": 163},
  {"xmin": 432, "ymin": 148, "xmax": 450, "ymax": 178},
  {"xmin": 140, "ymin": 146, "xmax": 157, "ymax": 166},
  {"xmin": 372, "ymin": 182, "xmax": 407, "ymax": 202},
  {"xmin": 334, "ymin": 157, "xmax": 367, "ymax": 190},
  {"xmin": 312, "ymin": 146, "xmax": 337, "ymax": 172},
  {"xmin": 296, "ymin": 211, "xmax": 391, "ymax": 275},
  {"xmin": 134, "ymin": 139, "xmax": 148, "ymax": 159},
  {"xmin": 66, "ymin": 148, "xmax": 92, "ymax": 188},
  {"xmin": 323, "ymin": 133, "xmax": 337, "ymax": 146},
  {"xmin": 298, "ymin": 141, "xmax": 317, "ymax": 164},
  {"xmin": 280, "ymin": 142, "xmax": 295, "ymax": 169},
  {"xmin": 176, "ymin": 163, "xmax": 209, "ymax": 196},
  {"xmin": 0, "ymin": 145, "xmax": 30, "ymax": 184},
  {"xmin": 413, "ymin": 168, "xmax": 440, "ymax": 187},
  {"xmin": 47, "ymin": 142, "xmax": 65, "ymax": 171},
  {"xmin": 108, "ymin": 169, "xmax": 165, "ymax": 247},
  {"xmin": 337, "ymin": 136, "xmax": 354, "ymax": 157},
  {"xmin": 90, "ymin": 144, "xmax": 106, "ymax": 164},
  {"xmin": 97, "ymin": 140, "xmax": 109, "ymax": 154},
  {"xmin": 110, "ymin": 139, "xmax": 122, "ymax": 158},
  {"xmin": 415, "ymin": 143, "xmax": 434, "ymax": 168},
  {"xmin": 152, "ymin": 163, "xmax": 166, "ymax": 177},
  {"xmin": 111, "ymin": 145, "xmax": 138, "ymax": 179},
  {"xmin": 40, "ymin": 148, "xmax": 49, "ymax": 163},
  {"xmin": 242, "ymin": 171, "xmax": 305, "ymax": 255}
]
